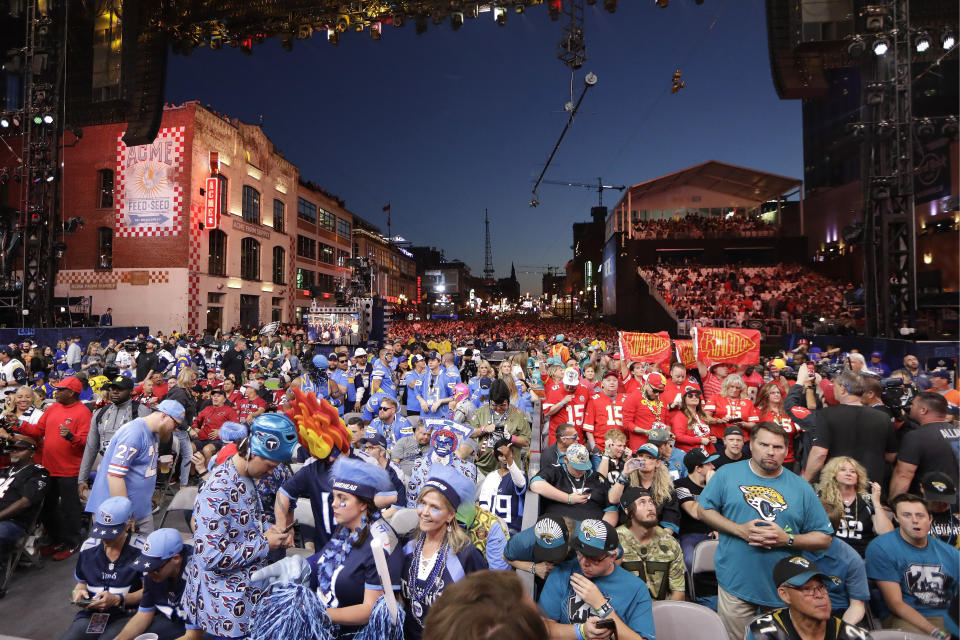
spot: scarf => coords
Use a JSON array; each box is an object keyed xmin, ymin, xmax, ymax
[{"xmin": 315, "ymin": 525, "xmax": 361, "ymax": 597}]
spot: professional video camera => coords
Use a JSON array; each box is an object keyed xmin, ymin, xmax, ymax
[
  {"xmin": 880, "ymin": 377, "xmax": 917, "ymax": 419},
  {"xmin": 814, "ymin": 360, "xmax": 844, "ymax": 380}
]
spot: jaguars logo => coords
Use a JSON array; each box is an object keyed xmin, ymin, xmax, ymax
[{"xmin": 739, "ymin": 485, "xmax": 788, "ymax": 521}]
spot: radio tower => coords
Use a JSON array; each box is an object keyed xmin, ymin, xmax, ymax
[{"xmin": 483, "ymin": 209, "xmax": 495, "ymax": 281}]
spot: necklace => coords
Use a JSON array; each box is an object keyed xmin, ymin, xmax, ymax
[
  {"xmin": 408, "ymin": 534, "xmax": 449, "ymax": 617},
  {"xmin": 641, "ymin": 396, "xmax": 663, "ymax": 419}
]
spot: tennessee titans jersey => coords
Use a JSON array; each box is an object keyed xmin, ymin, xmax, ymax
[
  {"xmin": 140, "ymin": 546, "xmax": 197, "ymax": 628},
  {"xmin": 478, "ymin": 472, "xmax": 526, "ymax": 534},
  {"xmin": 85, "ymin": 418, "xmax": 159, "ymax": 520}
]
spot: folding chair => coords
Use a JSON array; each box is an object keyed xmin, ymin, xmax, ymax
[
  {"xmin": 158, "ymin": 486, "xmax": 198, "ymax": 529},
  {"xmin": 652, "ymin": 600, "xmax": 725, "ymax": 640},
  {"xmin": 0, "ymin": 499, "xmax": 44, "ymax": 594},
  {"xmin": 687, "ymin": 538, "xmax": 718, "ymax": 601},
  {"xmin": 867, "ymin": 631, "xmax": 930, "ymax": 640},
  {"xmin": 291, "ymin": 497, "xmax": 315, "ymax": 550}
]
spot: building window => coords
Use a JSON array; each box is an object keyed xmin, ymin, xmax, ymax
[
  {"xmin": 97, "ymin": 169, "xmax": 114, "ymax": 208},
  {"xmin": 297, "ymin": 197, "xmax": 317, "ymax": 223},
  {"xmin": 208, "ymin": 230, "xmax": 227, "ymax": 276},
  {"xmin": 216, "ymin": 175, "xmax": 228, "ymax": 218},
  {"xmin": 297, "ymin": 235, "xmax": 316, "ymax": 259},
  {"xmin": 97, "ymin": 227, "xmax": 113, "ymax": 270},
  {"xmin": 337, "ymin": 249, "xmax": 350, "ymax": 267},
  {"xmin": 241, "ymin": 237, "xmax": 260, "ymax": 280},
  {"xmin": 297, "ymin": 268, "xmax": 315, "ymax": 290},
  {"xmin": 242, "ymin": 186, "xmax": 261, "ymax": 224},
  {"xmin": 91, "ymin": 1, "xmax": 121, "ymax": 102},
  {"xmin": 337, "ymin": 217, "xmax": 351, "ymax": 238},
  {"xmin": 318, "ymin": 208, "xmax": 335, "ymax": 232},
  {"xmin": 272, "ymin": 246, "xmax": 286, "ymax": 285},
  {"xmin": 273, "ymin": 199, "xmax": 285, "ymax": 233},
  {"xmin": 316, "ymin": 272, "xmax": 336, "ymax": 293},
  {"xmin": 319, "ymin": 242, "xmax": 335, "ymax": 265}
]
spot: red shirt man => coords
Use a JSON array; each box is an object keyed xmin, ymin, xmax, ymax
[
  {"xmin": 622, "ymin": 372, "xmax": 669, "ymax": 450},
  {"xmin": 543, "ymin": 367, "xmax": 591, "ymax": 445},
  {"xmin": 20, "ymin": 376, "xmax": 91, "ymax": 476},
  {"xmin": 192, "ymin": 389, "xmax": 239, "ymax": 441},
  {"xmin": 582, "ymin": 371, "xmax": 630, "ymax": 451},
  {"xmin": 235, "ymin": 387, "xmax": 267, "ymax": 424}
]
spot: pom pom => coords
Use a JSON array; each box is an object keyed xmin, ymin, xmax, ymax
[
  {"xmin": 251, "ymin": 582, "xmax": 336, "ymax": 640},
  {"xmin": 354, "ymin": 595, "xmax": 405, "ymax": 640}
]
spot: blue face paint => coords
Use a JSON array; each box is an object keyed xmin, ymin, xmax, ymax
[
  {"xmin": 416, "ymin": 504, "xmax": 446, "ymax": 519},
  {"xmin": 433, "ymin": 434, "xmax": 455, "ymax": 457}
]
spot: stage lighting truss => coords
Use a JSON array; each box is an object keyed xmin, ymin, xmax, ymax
[
  {"xmin": 943, "ymin": 28, "xmax": 956, "ymax": 50},
  {"xmin": 847, "ymin": 35, "xmax": 866, "ymax": 58},
  {"xmin": 872, "ymin": 35, "xmax": 890, "ymax": 56},
  {"xmin": 861, "ymin": 5, "xmax": 887, "ymax": 32}
]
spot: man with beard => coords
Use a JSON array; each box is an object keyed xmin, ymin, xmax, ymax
[
  {"xmin": 0, "ymin": 434, "xmax": 47, "ymax": 588},
  {"xmin": 622, "ymin": 372, "xmax": 669, "ymax": 451},
  {"xmin": 468, "ymin": 379, "xmax": 530, "ymax": 482},
  {"xmin": 697, "ymin": 422, "xmax": 833, "ymax": 640},
  {"xmin": 84, "ymin": 400, "xmax": 184, "ymax": 535},
  {"xmin": 617, "ymin": 487, "xmax": 686, "ymax": 601}
]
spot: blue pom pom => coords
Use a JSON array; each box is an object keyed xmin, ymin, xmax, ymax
[
  {"xmin": 251, "ymin": 582, "xmax": 336, "ymax": 640},
  {"xmin": 354, "ymin": 595, "xmax": 405, "ymax": 640}
]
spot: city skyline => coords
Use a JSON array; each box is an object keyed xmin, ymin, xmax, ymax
[{"xmin": 165, "ymin": 0, "xmax": 803, "ymax": 294}]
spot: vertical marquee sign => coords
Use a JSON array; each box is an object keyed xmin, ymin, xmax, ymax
[
  {"xmin": 115, "ymin": 127, "xmax": 185, "ymax": 237},
  {"xmin": 204, "ymin": 176, "xmax": 221, "ymax": 229}
]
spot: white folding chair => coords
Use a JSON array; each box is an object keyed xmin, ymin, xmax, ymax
[
  {"xmin": 652, "ymin": 600, "xmax": 725, "ymax": 640},
  {"xmin": 868, "ymin": 631, "xmax": 931, "ymax": 640},
  {"xmin": 687, "ymin": 538, "xmax": 718, "ymax": 601}
]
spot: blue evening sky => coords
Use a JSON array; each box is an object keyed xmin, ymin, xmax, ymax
[{"xmin": 165, "ymin": 0, "xmax": 802, "ymax": 294}]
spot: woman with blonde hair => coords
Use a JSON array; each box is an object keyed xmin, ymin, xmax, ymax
[
  {"xmin": 608, "ymin": 442, "xmax": 681, "ymax": 533},
  {"xmin": 703, "ymin": 372, "xmax": 758, "ymax": 438},
  {"xmin": 402, "ymin": 464, "xmax": 486, "ymax": 640},
  {"xmin": 815, "ymin": 456, "xmax": 893, "ymax": 557},
  {"xmin": 163, "ymin": 367, "xmax": 198, "ymax": 488}
]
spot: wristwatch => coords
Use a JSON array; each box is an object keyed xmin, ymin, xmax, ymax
[{"xmin": 787, "ymin": 533, "xmax": 795, "ymax": 547}]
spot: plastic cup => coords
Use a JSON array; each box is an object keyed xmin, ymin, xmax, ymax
[
  {"xmin": 159, "ymin": 455, "xmax": 173, "ymax": 474},
  {"xmin": 134, "ymin": 634, "xmax": 159, "ymax": 640}
]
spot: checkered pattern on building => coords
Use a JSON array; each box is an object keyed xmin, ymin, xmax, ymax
[
  {"xmin": 187, "ymin": 204, "xmax": 202, "ymax": 333},
  {"xmin": 287, "ymin": 232, "xmax": 296, "ymax": 322},
  {"xmin": 114, "ymin": 127, "xmax": 186, "ymax": 238},
  {"xmin": 56, "ymin": 270, "xmax": 171, "ymax": 285}
]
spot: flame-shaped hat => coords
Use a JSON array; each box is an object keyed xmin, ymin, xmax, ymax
[{"xmin": 283, "ymin": 387, "xmax": 352, "ymax": 460}]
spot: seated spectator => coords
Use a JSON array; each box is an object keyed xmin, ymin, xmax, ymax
[
  {"xmin": 356, "ymin": 433, "xmax": 406, "ymax": 506},
  {"xmin": 390, "ymin": 420, "xmax": 432, "ymax": 480},
  {"xmin": 457, "ymin": 500, "xmax": 510, "ymax": 571},
  {"xmin": 648, "ymin": 426, "xmax": 687, "ymax": 481},
  {"xmin": 530, "ymin": 443, "xmax": 617, "ymax": 526},
  {"xmin": 675, "ymin": 447, "xmax": 719, "ymax": 571},
  {"xmin": 112, "ymin": 528, "xmax": 198, "ymax": 640},
  {"xmin": 0, "ymin": 434, "xmax": 47, "ymax": 585},
  {"xmin": 539, "ymin": 519, "xmax": 656, "ymax": 640},
  {"xmin": 423, "ymin": 569, "xmax": 548, "ymax": 640},
  {"xmin": 801, "ymin": 501, "xmax": 870, "ymax": 625},
  {"xmin": 345, "ymin": 415, "xmax": 364, "ymax": 444},
  {"xmin": 189, "ymin": 388, "xmax": 238, "ymax": 465},
  {"xmin": 63, "ymin": 496, "xmax": 145, "ymax": 640},
  {"xmin": 541, "ymin": 422, "xmax": 578, "ymax": 469},
  {"xmin": 815, "ymin": 456, "xmax": 893, "ymax": 557},
  {"xmin": 866, "ymin": 493, "xmax": 959, "ymax": 638},
  {"xmin": 364, "ymin": 395, "xmax": 414, "ymax": 449},
  {"xmin": 235, "ymin": 383, "xmax": 267, "ymax": 425},
  {"xmin": 920, "ymin": 472, "xmax": 960, "ymax": 546},
  {"xmin": 608, "ymin": 443, "xmax": 681, "ymax": 534},
  {"xmin": 617, "ymin": 487, "xmax": 686, "ymax": 601},
  {"xmin": 746, "ymin": 556, "xmax": 867, "ymax": 640},
  {"xmin": 503, "ymin": 513, "xmax": 571, "ymax": 580}
]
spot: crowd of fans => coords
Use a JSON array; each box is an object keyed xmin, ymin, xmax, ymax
[
  {"xmin": 641, "ymin": 264, "xmax": 861, "ymax": 331},
  {"xmin": 632, "ymin": 214, "xmax": 778, "ymax": 239},
  {"xmin": 0, "ymin": 324, "xmax": 956, "ymax": 640}
]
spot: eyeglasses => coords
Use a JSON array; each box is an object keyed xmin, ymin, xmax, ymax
[
  {"xmin": 785, "ymin": 583, "xmax": 828, "ymax": 597},
  {"xmin": 559, "ymin": 435, "xmax": 578, "ymax": 441},
  {"xmin": 379, "ymin": 406, "xmax": 394, "ymax": 411}
]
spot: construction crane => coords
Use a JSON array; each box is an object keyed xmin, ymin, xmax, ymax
[{"xmin": 541, "ymin": 177, "xmax": 626, "ymax": 207}]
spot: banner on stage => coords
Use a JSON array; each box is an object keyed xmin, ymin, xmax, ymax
[
  {"xmin": 619, "ymin": 331, "xmax": 672, "ymax": 369},
  {"xmin": 691, "ymin": 327, "xmax": 761, "ymax": 365}
]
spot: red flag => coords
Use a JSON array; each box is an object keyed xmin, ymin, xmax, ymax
[
  {"xmin": 674, "ymin": 339, "xmax": 696, "ymax": 370},
  {"xmin": 691, "ymin": 327, "xmax": 761, "ymax": 366},
  {"xmin": 382, "ymin": 204, "xmax": 391, "ymax": 212},
  {"xmin": 618, "ymin": 331, "xmax": 672, "ymax": 372}
]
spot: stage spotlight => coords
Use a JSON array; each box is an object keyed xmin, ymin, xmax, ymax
[
  {"xmin": 863, "ymin": 5, "xmax": 886, "ymax": 32},
  {"xmin": 45, "ymin": 172, "xmax": 55, "ymax": 183},
  {"xmin": 42, "ymin": 113, "xmax": 53, "ymax": 124},
  {"xmin": 450, "ymin": 12, "xmax": 463, "ymax": 30},
  {"xmin": 0, "ymin": 116, "xmax": 8, "ymax": 128},
  {"xmin": 915, "ymin": 117, "xmax": 936, "ymax": 138},
  {"xmin": 943, "ymin": 28, "xmax": 956, "ymax": 50},
  {"xmin": 865, "ymin": 82, "xmax": 886, "ymax": 105},
  {"xmin": 32, "ymin": 115, "xmax": 41, "ymax": 125},
  {"xmin": 327, "ymin": 29, "xmax": 339, "ymax": 45},
  {"xmin": 872, "ymin": 36, "xmax": 889, "ymax": 55},
  {"xmin": 875, "ymin": 120, "xmax": 894, "ymax": 139},
  {"xmin": 12, "ymin": 116, "xmax": 19, "ymax": 127},
  {"xmin": 493, "ymin": 6, "xmax": 506, "ymax": 26},
  {"xmin": 847, "ymin": 36, "xmax": 865, "ymax": 57},
  {"xmin": 415, "ymin": 15, "xmax": 427, "ymax": 34},
  {"xmin": 942, "ymin": 115, "xmax": 959, "ymax": 137},
  {"xmin": 914, "ymin": 31, "xmax": 930, "ymax": 52}
]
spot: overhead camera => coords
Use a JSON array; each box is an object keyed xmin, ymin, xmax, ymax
[
  {"xmin": 529, "ymin": 196, "xmax": 539, "ymax": 207},
  {"xmin": 880, "ymin": 377, "xmax": 917, "ymax": 418}
]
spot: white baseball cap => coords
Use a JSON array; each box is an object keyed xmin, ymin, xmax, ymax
[{"xmin": 562, "ymin": 367, "xmax": 580, "ymax": 386}]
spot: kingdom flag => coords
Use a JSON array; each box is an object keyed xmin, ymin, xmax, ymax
[
  {"xmin": 618, "ymin": 331, "xmax": 672, "ymax": 370},
  {"xmin": 691, "ymin": 327, "xmax": 761, "ymax": 366}
]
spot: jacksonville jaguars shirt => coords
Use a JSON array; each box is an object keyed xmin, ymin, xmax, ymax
[{"xmin": 697, "ymin": 459, "xmax": 833, "ymax": 607}]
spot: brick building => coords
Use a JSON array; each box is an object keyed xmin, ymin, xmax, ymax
[
  {"xmin": 1, "ymin": 101, "xmax": 308, "ymax": 332},
  {"xmin": 351, "ymin": 217, "xmax": 416, "ymax": 305},
  {"xmin": 293, "ymin": 180, "xmax": 354, "ymax": 321}
]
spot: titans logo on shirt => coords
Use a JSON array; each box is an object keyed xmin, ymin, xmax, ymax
[
  {"xmin": 739, "ymin": 485, "xmax": 788, "ymax": 521},
  {"xmin": 904, "ymin": 564, "xmax": 952, "ymax": 609}
]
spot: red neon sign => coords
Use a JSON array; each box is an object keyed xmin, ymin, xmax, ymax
[
  {"xmin": 204, "ymin": 177, "xmax": 221, "ymax": 229},
  {"xmin": 417, "ymin": 276, "xmax": 422, "ymax": 302}
]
